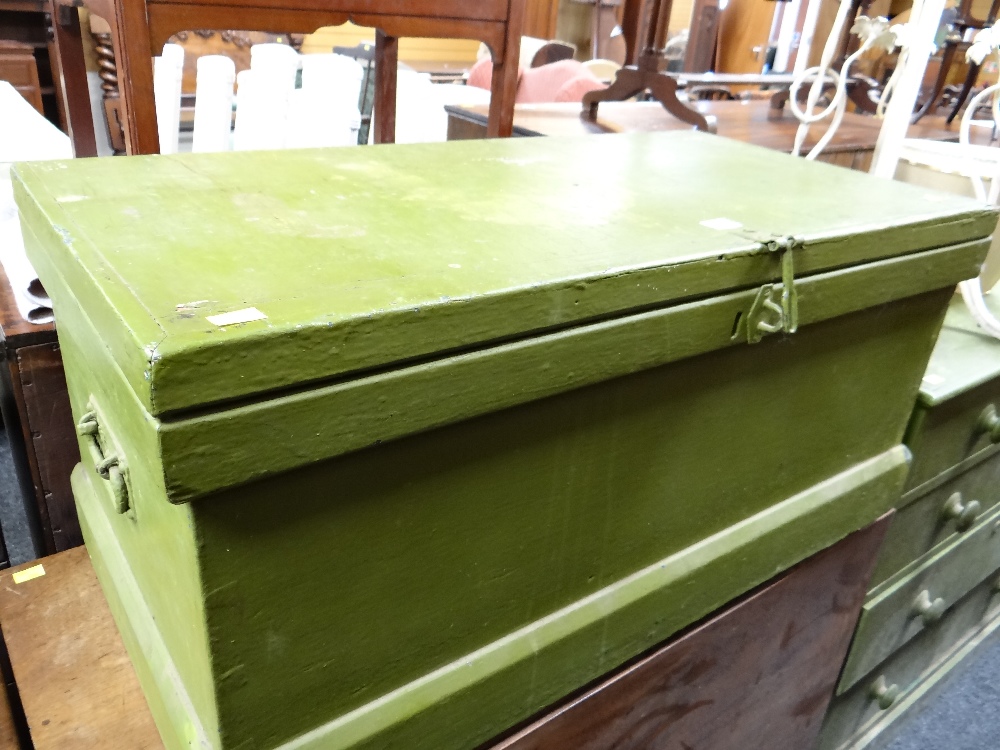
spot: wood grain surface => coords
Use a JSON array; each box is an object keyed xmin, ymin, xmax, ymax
[
  {"xmin": 484, "ymin": 514, "xmax": 893, "ymax": 750},
  {"xmin": 0, "ymin": 547, "xmax": 163, "ymax": 749},
  {"xmin": 446, "ymin": 100, "xmax": 963, "ymax": 156}
]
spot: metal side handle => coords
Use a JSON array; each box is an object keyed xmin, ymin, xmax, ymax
[{"xmin": 76, "ymin": 410, "xmax": 130, "ymax": 514}]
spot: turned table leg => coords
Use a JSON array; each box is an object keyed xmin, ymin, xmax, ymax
[
  {"xmin": 373, "ymin": 30, "xmax": 398, "ymax": 144},
  {"xmin": 487, "ymin": 1, "xmax": 525, "ymax": 138}
]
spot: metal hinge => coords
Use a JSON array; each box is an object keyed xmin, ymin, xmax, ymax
[{"xmin": 739, "ymin": 235, "xmax": 803, "ymax": 344}]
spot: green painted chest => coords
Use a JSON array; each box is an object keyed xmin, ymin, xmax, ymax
[{"xmin": 12, "ymin": 133, "xmax": 997, "ymax": 750}]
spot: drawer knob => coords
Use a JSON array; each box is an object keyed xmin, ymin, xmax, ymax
[
  {"xmin": 912, "ymin": 589, "xmax": 946, "ymax": 625},
  {"xmin": 869, "ymin": 675, "xmax": 900, "ymax": 710},
  {"xmin": 941, "ymin": 492, "xmax": 982, "ymax": 532},
  {"xmin": 976, "ymin": 404, "xmax": 1000, "ymax": 443}
]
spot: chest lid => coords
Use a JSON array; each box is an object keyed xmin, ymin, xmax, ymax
[{"xmin": 13, "ymin": 132, "xmax": 997, "ymax": 417}]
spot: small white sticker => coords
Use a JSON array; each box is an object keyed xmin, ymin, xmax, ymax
[
  {"xmin": 207, "ymin": 307, "xmax": 267, "ymax": 327},
  {"xmin": 700, "ymin": 217, "xmax": 744, "ymax": 231},
  {"xmin": 922, "ymin": 373, "xmax": 945, "ymax": 386}
]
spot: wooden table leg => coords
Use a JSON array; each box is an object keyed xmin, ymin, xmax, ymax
[
  {"xmin": 912, "ymin": 40, "xmax": 958, "ymax": 123},
  {"xmin": 618, "ymin": 0, "xmax": 644, "ymax": 66},
  {"xmin": 487, "ymin": 57, "xmax": 520, "ymax": 138},
  {"xmin": 946, "ymin": 61, "xmax": 981, "ymax": 125},
  {"xmin": 48, "ymin": 2, "xmax": 98, "ymax": 157},
  {"xmin": 487, "ymin": 1, "xmax": 525, "ymax": 138},
  {"xmin": 373, "ymin": 30, "xmax": 398, "ymax": 144}
]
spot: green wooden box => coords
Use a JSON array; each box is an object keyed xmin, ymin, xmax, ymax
[{"xmin": 12, "ymin": 133, "xmax": 997, "ymax": 750}]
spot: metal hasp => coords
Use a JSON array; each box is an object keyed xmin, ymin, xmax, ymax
[{"xmin": 743, "ymin": 236, "xmax": 803, "ymax": 344}]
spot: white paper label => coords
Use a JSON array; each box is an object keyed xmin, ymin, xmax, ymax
[
  {"xmin": 922, "ymin": 373, "xmax": 945, "ymax": 386},
  {"xmin": 207, "ymin": 307, "xmax": 267, "ymax": 326},
  {"xmin": 700, "ymin": 217, "xmax": 743, "ymax": 231}
]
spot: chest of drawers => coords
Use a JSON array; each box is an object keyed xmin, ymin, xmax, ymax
[
  {"xmin": 820, "ymin": 294, "xmax": 1000, "ymax": 749},
  {"xmin": 13, "ymin": 133, "xmax": 995, "ymax": 750}
]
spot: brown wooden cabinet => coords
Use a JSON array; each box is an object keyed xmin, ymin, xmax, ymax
[
  {"xmin": 523, "ymin": 0, "xmax": 560, "ymax": 40},
  {"xmin": 0, "ymin": 39, "xmax": 43, "ymax": 112},
  {"xmin": 485, "ymin": 516, "xmax": 892, "ymax": 750},
  {"xmin": 0, "ymin": 265, "xmax": 81, "ymax": 557},
  {"xmin": 0, "ymin": 0, "xmax": 65, "ymax": 128}
]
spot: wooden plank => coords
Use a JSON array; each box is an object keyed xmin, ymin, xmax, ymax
[
  {"xmin": 146, "ymin": 0, "xmax": 510, "ymax": 21},
  {"xmin": 0, "ymin": 548, "xmax": 163, "ymax": 749},
  {"xmin": 484, "ymin": 514, "xmax": 892, "ymax": 750},
  {"xmin": 0, "ymin": 0, "xmax": 46, "ymax": 10}
]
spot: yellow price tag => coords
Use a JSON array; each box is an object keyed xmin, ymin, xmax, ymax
[{"xmin": 12, "ymin": 564, "xmax": 45, "ymax": 584}]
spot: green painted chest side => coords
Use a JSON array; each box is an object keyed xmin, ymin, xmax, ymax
[{"xmin": 13, "ymin": 132, "xmax": 996, "ymax": 419}]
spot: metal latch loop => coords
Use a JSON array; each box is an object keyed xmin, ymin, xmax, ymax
[
  {"xmin": 741, "ymin": 235, "xmax": 803, "ymax": 344},
  {"xmin": 766, "ymin": 235, "xmax": 801, "ymax": 335}
]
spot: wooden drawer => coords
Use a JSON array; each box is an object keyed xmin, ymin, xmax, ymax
[
  {"xmin": 0, "ymin": 41, "xmax": 43, "ymax": 115},
  {"xmin": 904, "ymin": 386, "xmax": 1000, "ymax": 494},
  {"xmin": 905, "ymin": 296, "xmax": 1000, "ymax": 493},
  {"xmin": 818, "ymin": 574, "xmax": 1000, "ymax": 750},
  {"xmin": 869, "ymin": 452, "xmax": 1000, "ymax": 588},
  {"xmin": 838, "ymin": 503, "xmax": 1000, "ymax": 692}
]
